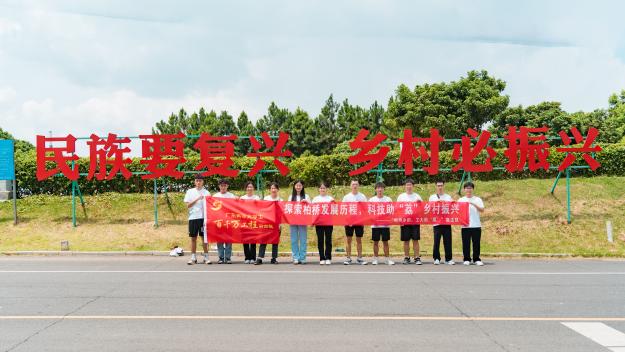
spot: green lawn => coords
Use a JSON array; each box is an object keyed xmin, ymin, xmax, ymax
[{"xmin": 1, "ymin": 176, "xmax": 624, "ymax": 257}]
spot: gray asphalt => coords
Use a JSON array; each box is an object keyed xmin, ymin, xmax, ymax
[{"xmin": 0, "ymin": 256, "xmax": 624, "ymax": 352}]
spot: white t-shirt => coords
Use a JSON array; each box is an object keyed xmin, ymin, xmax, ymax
[
  {"xmin": 428, "ymin": 193, "xmax": 453, "ymax": 227},
  {"xmin": 213, "ymin": 191, "xmax": 236, "ymax": 199},
  {"xmin": 312, "ymin": 195, "xmax": 334, "ymax": 203},
  {"xmin": 264, "ymin": 194, "xmax": 283, "ymax": 202},
  {"xmin": 458, "ymin": 196, "xmax": 484, "ymax": 228},
  {"xmin": 240, "ymin": 194, "xmax": 260, "ymax": 200},
  {"xmin": 342, "ymin": 192, "xmax": 367, "ymax": 202},
  {"xmin": 288, "ymin": 194, "xmax": 310, "ymax": 202},
  {"xmin": 369, "ymin": 195, "xmax": 392, "ymax": 228},
  {"xmin": 397, "ymin": 192, "xmax": 422, "ymax": 202},
  {"xmin": 183, "ymin": 187, "xmax": 210, "ymax": 220}
]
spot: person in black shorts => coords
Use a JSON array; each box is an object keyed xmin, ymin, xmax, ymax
[
  {"xmin": 183, "ymin": 175, "xmax": 211, "ymax": 265},
  {"xmin": 397, "ymin": 178, "xmax": 423, "ymax": 265},
  {"xmin": 369, "ymin": 182, "xmax": 394, "ymax": 265},
  {"xmin": 342, "ymin": 180, "xmax": 368, "ymax": 265}
]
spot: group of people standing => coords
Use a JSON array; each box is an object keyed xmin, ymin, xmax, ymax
[{"xmin": 183, "ymin": 176, "xmax": 485, "ymax": 267}]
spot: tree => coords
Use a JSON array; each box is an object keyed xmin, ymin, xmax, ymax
[
  {"xmin": 313, "ymin": 94, "xmax": 340, "ymax": 155},
  {"xmin": 255, "ymin": 102, "xmax": 292, "ymax": 134},
  {"xmin": 287, "ymin": 108, "xmax": 316, "ymax": 156},
  {"xmin": 490, "ymin": 102, "xmax": 572, "ymax": 140},
  {"xmin": 0, "ymin": 127, "xmax": 35, "ymax": 153},
  {"xmin": 604, "ymin": 90, "xmax": 625, "ymax": 143},
  {"xmin": 236, "ymin": 111, "xmax": 257, "ymax": 155},
  {"xmin": 384, "ymin": 70, "xmax": 509, "ymax": 141}
]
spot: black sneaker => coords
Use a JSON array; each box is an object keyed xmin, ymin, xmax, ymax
[
  {"xmin": 254, "ymin": 258, "xmax": 263, "ymax": 265},
  {"xmin": 271, "ymin": 258, "xmax": 278, "ymax": 264},
  {"xmin": 402, "ymin": 257, "xmax": 411, "ymax": 265},
  {"xmin": 217, "ymin": 259, "xmax": 224, "ymax": 264}
]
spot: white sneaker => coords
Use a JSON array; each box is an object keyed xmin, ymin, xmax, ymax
[
  {"xmin": 446, "ymin": 260, "xmax": 455, "ymax": 265},
  {"xmin": 319, "ymin": 260, "xmax": 325, "ymax": 265},
  {"xmin": 475, "ymin": 261, "xmax": 484, "ymax": 266},
  {"xmin": 357, "ymin": 257, "xmax": 368, "ymax": 265},
  {"xmin": 463, "ymin": 261, "xmax": 470, "ymax": 266},
  {"xmin": 434, "ymin": 259, "xmax": 440, "ymax": 265},
  {"xmin": 343, "ymin": 257, "xmax": 352, "ymax": 265},
  {"xmin": 386, "ymin": 259, "xmax": 395, "ymax": 265},
  {"xmin": 372, "ymin": 258, "xmax": 378, "ymax": 265},
  {"xmin": 293, "ymin": 259, "xmax": 300, "ymax": 265},
  {"xmin": 325, "ymin": 260, "xmax": 331, "ymax": 265},
  {"xmin": 244, "ymin": 260, "xmax": 250, "ymax": 264},
  {"xmin": 414, "ymin": 257, "xmax": 422, "ymax": 265},
  {"xmin": 187, "ymin": 255, "xmax": 197, "ymax": 265}
]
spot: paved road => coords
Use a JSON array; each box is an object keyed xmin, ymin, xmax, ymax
[{"xmin": 1, "ymin": 256, "xmax": 624, "ymax": 351}]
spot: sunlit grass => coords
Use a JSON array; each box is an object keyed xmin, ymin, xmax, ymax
[{"xmin": 1, "ymin": 176, "xmax": 624, "ymax": 257}]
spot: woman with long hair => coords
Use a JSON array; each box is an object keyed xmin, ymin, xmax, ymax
[
  {"xmin": 312, "ymin": 181, "xmax": 334, "ymax": 265},
  {"xmin": 289, "ymin": 180, "xmax": 310, "ymax": 264}
]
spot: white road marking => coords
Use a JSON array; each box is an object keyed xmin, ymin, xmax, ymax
[
  {"xmin": 563, "ymin": 322, "xmax": 625, "ymax": 351},
  {"xmin": 0, "ymin": 270, "xmax": 624, "ymax": 274},
  {"xmin": 1, "ymin": 316, "xmax": 625, "ymax": 321}
]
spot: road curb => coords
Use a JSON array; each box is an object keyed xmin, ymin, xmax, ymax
[{"xmin": 0, "ymin": 250, "xmax": 594, "ymax": 258}]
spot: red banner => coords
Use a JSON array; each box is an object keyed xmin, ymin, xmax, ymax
[
  {"xmin": 204, "ymin": 198, "xmax": 469, "ymax": 243},
  {"xmin": 204, "ymin": 197, "xmax": 280, "ymax": 244},
  {"xmin": 278, "ymin": 201, "xmax": 469, "ymax": 226}
]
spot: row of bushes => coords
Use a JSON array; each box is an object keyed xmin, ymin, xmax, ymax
[{"xmin": 13, "ymin": 143, "xmax": 625, "ymax": 196}]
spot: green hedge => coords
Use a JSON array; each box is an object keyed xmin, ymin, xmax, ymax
[{"xmin": 13, "ymin": 143, "xmax": 625, "ymax": 195}]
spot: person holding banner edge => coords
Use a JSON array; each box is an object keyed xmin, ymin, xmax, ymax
[
  {"xmin": 289, "ymin": 180, "xmax": 310, "ymax": 264},
  {"xmin": 257, "ymin": 182, "xmax": 282, "ymax": 265},
  {"xmin": 183, "ymin": 175, "xmax": 211, "ymax": 265},
  {"xmin": 429, "ymin": 179, "xmax": 455, "ymax": 265},
  {"xmin": 458, "ymin": 182, "xmax": 485, "ymax": 266},
  {"xmin": 312, "ymin": 181, "xmax": 334, "ymax": 265},
  {"xmin": 213, "ymin": 178, "xmax": 237, "ymax": 264},
  {"xmin": 239, "ymin": 181, "xmax": 260, "ymax": 264}
]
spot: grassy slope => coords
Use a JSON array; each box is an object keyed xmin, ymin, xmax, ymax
[{"xmin": 1, "ymin": 176, "xmax": 624, "ymax": 257}]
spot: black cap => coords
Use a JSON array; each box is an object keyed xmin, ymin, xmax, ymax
[
  {"xmin": 218, "ymin": 178, "xmax": 229, "ymax": 185},
  {"xmin": 194, "ymin": 174, "xmax": 204, "ymax": 181}
]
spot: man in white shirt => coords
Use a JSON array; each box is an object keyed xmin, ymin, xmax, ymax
[
  {"xmin": 369, "ymin": 182, "xmax": 395, "ymax": 265},
  {"xmin": 397, "ymin": 178, "xmax": 423, "ymax": 265},
  {"xmin": 458, "ymin": 182, "xmax": 485, "ymax": 266},
  {"xmin": 183, "ymin": 175, "xmax": 211, "ymax": 265},
  {"xmin": 342, "ymin": 180, "xmax": 368, "ymax": 265},
  {"xmin": 428, "ymin": 180, "xmax": 455, "ymax": 265},
  {"xmin": 212, "ymin": 179, "xmax": 237, "ymax": 264}
]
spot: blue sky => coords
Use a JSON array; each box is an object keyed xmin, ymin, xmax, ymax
[{"xmin": 1, "ymin": 0, "xmax": 625, "ymax": 151}]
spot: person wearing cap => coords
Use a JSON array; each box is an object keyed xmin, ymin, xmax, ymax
[
  {"xmin": 397, "ymin": 178, "xmax": 423, "ymax": 265},
  {"xmin": 212, "ymin": 178, "xmax": 237, "ymax": 264},
  {"xmin": 458, "ymin": 182, "xmax": 485, "ymax": 266},
  {"xmin": 183, "ymin": 175, "xmax": 211, "ymax": 265}
]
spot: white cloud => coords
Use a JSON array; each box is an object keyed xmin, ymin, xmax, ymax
[
  {"xmin": 0, "ymin": 18, "xmax": 21, "ymax": 36},
  {"xmin": 0, "ymin": 86, "xmax": 17, "ymax": 103},
  {"xmin": 1, "ymin": 0, "xmax": 624, "ymax": 150}
]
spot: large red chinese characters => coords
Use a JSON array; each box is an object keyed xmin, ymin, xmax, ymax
[{"xmin": 35, "ymin": 127, "xmax": 601, "ymax": 180}]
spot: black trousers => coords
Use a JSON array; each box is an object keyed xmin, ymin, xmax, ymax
[
  {"xmin": 433, "ymin": 225, "xmax": 452, "ymax": 261},
  {"xmin": 315, "ymin": 225, "xmax": 333, "ymax": 261},
  {"xmin": 461, "ymin": 227, "xmax": 481, "ymax": 262},
  {"xmin": 243, "ymin": 244, "xmax": 256, "ymax": 261},
  {"xmin": 257, "ymin": 244, "xmax": 278, "ymax": 259}
]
